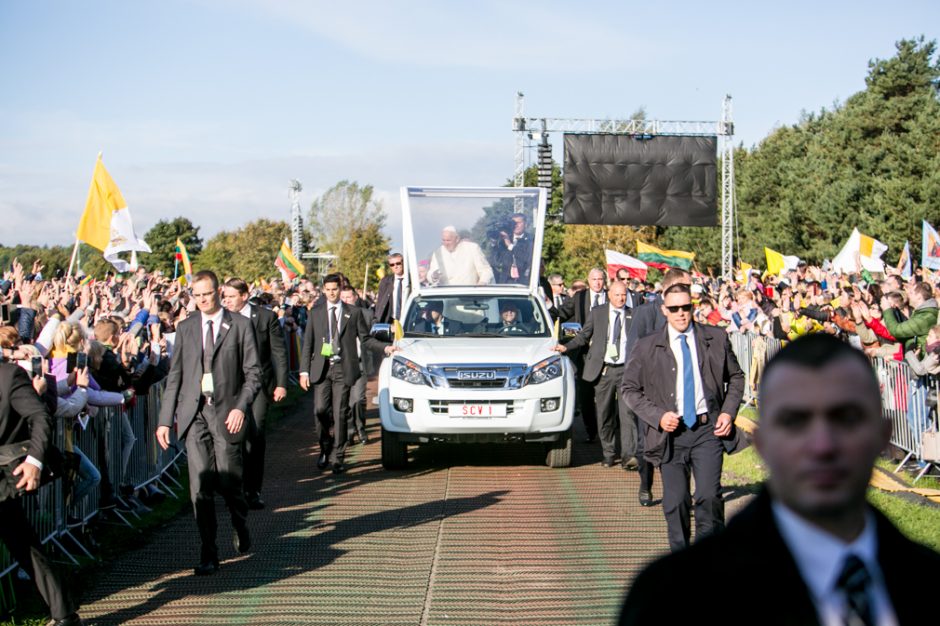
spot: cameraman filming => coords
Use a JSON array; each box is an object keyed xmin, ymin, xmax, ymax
[{"xmin": 491, "ymin": 213, "xmax": 532, "ymax": 285}]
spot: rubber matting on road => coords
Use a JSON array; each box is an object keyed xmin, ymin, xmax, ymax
[{"xmin": 80, "ymin": 394, "xmax": 669, "ymax": 625}]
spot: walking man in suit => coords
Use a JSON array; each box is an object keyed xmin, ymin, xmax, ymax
[
  {"xmin": 221, "ymin": 278, "xmax": 289, "ymax": 510},
  {"xmin": 0, "ymin": 362, "xmax": 83, "ymax": 625},
  {"xmin": 621, "ymin": 268, "xmax": 692, "ymax": 507},
  {"xmin": 554, "ymin": 281, "xmax": 645, "ymax": 475},
  {"xmin": 374, "ymin": 253, "xmax": 408, "ymax": 325},
  {"xmin": 340, "ymin": 286, "xmax": 370, "ymax": 444},
  {"xmin": 300, "ymin": 274, "xmax": 395, "ymax": 473},
  {"xmin": 558, "ymin": 268, "xmax": 608, "ymax": 442},
  {"xmin": 157, "ymin": 270, "xmax": 262, "ymax": 575},
  {"xmin": 622, "ymin": 282, "xmax": 744, "ymax": 552},
  {"xmin": 620, "ymin": 333, "xmax": 940, "ymax": 625}
]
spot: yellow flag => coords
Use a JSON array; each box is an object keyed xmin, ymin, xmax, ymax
[
  {"xmin": 77, "ymin": 155, "xmax": 127, "ymax": 252},
  {"xmin": 553, "ymin": 318, "xmax": 560, "ymax": 340},
  {"xmin": 737, "ymin": 261, "xmax": 753, "ymax": 285},
  {"xmin": 393, "ymin": 319, "xmax": 404, "ymax": 342},
  {"xmin": 764, "ymin": 247, "xmax": 785, "ymax": 276},
  {"xmin": 376, "ymin": 267, "xmax": 386, "ymax": 279}
]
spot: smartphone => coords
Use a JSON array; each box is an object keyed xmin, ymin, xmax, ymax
[
  {"xmin": 76, "ymin": 352, "xmax": 88, "ymax": 370},
  {"xmin": 66, "ymin": 352, "xmax": 77, "ymax": 373},
  {"xmin": 0, "ymin": 303, "xmax": 9, "ymax": 324},
  {"xmin": 31, "ymin": 356, "xmax": 43, "ymax": 378}
]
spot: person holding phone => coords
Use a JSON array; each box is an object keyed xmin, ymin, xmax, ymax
[{"xmin": 0, "ymin": 350, "xmax": 84, "ymax": 624}]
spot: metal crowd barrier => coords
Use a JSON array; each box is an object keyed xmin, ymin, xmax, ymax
[
  {"xmin": 0, "ymin": 383, "xmax": 184, "ymax": 610},
  {"xmin": 728, "ymin": 332, "xmax": 939, "ymax": 482}
]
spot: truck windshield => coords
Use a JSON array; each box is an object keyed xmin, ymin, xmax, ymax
[{"xmin": 403, "ymin": 294, "xmax": 551, "ymax": 338}]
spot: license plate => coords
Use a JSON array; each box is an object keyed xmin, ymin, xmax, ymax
[{"xmin": 448, "ymin": 403, "xmax": 507, "ymax": 418}]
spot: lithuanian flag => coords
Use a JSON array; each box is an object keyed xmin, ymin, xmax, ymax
[
  {"xmin": 275, "ymin": 238, "xmax": 304, "ymax": 281},
  {"xmin": 636, "ymin": 241, "xmax": 695, "ymax": 271},
  {"xmin": 175, "ymin": 238, "xmax": 193, "ymax": 284}
]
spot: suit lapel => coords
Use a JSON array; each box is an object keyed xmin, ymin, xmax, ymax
[
  {"xmin": 693, "ymin": 323, "xmax": 711, "ymax": 372},
  {"xmin": 213, "ymin": 310, "xmax": 233, "ymax": 359}
]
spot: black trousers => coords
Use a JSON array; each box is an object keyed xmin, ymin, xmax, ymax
[
  {"xmin": 185, "ymin": 405, "xmax": 249, "ymax": 561},
  {"xmin": 626, "ymin": 407, "xmax": 654, "ymax": 493},
  {"xmin": 243, "ymin": 388, "xmax": 269, "ymax": 495},
  {"xmin": 0, "ymin": 497, "xmax": 75, "ymax": 619},
  {"xmin": 313, "ymin": 362, "xmax": 351, "ymax": 464},
  {"xmin": 571, "ymin": 350, "xmax": 597, "ymax": 438},
  {"xmin": 660, "ymin": 417, "xmax": 724, "ymax": 552},
  {"xmin": 350, "ymin": 371, "xmax": 367, "ymax": 434}
]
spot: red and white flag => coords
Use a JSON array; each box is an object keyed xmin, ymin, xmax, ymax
[{"xmin": 605, "ymin": 249, "xmax": 648, "ymax": 282}]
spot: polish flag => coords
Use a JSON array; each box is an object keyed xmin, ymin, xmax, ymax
[{"xmin": 605, "ymin": 249, "xmax": 648, "ymax": 282}]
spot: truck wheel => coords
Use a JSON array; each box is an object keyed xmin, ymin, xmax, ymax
[
  {"xmin": 545, "ymin": 429, "xmax": 572, "ymax": 468},
  {"xmin": 381, "ymin": 427, "xmax": 408, "ymax": 470}
]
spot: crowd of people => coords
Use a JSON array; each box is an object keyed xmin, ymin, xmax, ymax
[{"xmin": 2, "ymin": 244, "xmax": 940, "ymax": 625}]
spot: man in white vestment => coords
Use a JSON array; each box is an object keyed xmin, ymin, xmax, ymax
[{"xmin": 428, "ymin": 226, "xmax": 494, "ymax": 286}]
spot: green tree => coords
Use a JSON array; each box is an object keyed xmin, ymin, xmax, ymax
[
  {"xmin": 307, "ymin": 181, "xmax": 390, "ymax": 287},
  {"xmin": 142, "ymin": 217, "xmax": 203, "ymax": 276},
  {"xmin": 197, "ymin": 219, "xmax": 290, "ymax": 282}
]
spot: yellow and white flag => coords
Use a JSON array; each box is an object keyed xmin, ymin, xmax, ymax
[
  {"xmin": 831, "ymin": 228, "xmax": 888, "ymax": 274},
  {"xmin": 76, "ymin": 155, "xmax": 151, "ymax": 272}
]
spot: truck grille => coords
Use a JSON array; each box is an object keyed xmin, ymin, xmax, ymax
[{"xmin": 448, "ymin": 378, "xmax": 508, "ymax": 389}]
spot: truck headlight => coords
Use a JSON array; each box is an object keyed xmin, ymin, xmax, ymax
[
  {"xmin": 391, "ymin": 357, "xmax": 431, "ymax": 386},
  {"xmin": 526, "ymin": 356, "xmax": 563, "ymax": 386}
]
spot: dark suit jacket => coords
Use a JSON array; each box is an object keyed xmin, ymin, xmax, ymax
[
  {"xmin": 419, "ymin": 317, "xmax": 463, "ymax": 336},
  {"xmin": 249, "ymin": 304, "xmax": 289, "ymax": 393},
  {"xmin": 622, "ymin": 323, "xmax": 744, "ymax": 465},
  {"xmin": 374, "ymin": 274, "xmax": 408, "ymax": 324},
  {"xmin": 623, "ymin": 295, "xmax": 665, "ymax": 365},
  {"xmin": 620, "ymin": 488, "xmax": 940, "ymax": 625},
  {"xmin": 0, "ymin": 363, "xmax": 52, "ymax": 464},
  {"xmin": 158, "ymin": 309, "xmax": 262, "ymax": 443},
  {"xmin": 563, "ymin": 305, "xmax": 633, "ymax": 382},
  {"xmin": 300, "ymin": 301, "xmax": 386, "ymax": 385},
  {"xmin": 558, "ymin": 288, "xmax": 606, "ymax": 325}
]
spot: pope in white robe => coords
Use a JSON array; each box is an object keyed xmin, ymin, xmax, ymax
[{"xmin": 428, "ymin": 226, "xmax": 494, "ymax": 286}]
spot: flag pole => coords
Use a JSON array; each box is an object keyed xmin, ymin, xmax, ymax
[
  {"xmin": 362, "ymin": 263, "xmax": 369, "ymax": 295},
  {"xmin": 66, "ymin": 238, "xmax": 81, "ymax": 279},
  {"xmin": 173, "ymin": 257, "xmax": 179, "ymax": 281}
]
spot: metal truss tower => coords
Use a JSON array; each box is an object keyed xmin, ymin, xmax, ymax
[
  {"xmin": 719, "ymin": 95, "xmax": 735, "ymax": 283},
  {"xmin": 288, "ymin": 179, "xmax": 304, "ymax": 256},
  {"xmin": 513, "ymin": 93, "xmax": 737, "ymax": 278}
]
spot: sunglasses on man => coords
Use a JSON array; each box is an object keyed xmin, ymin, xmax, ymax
[
  {"xmin": 388, "ymin": 261, "xmax": 403, "ymax": 267},
  {"xmin": 665, "ymin": 304, "xmax": 693, "ymax": 313}
]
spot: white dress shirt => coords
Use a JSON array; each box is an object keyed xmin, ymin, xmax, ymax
[
  {"xmin": 392, "ymin": 276, "xmax": 406, "ymax": 319},
  {"xmin": 666, "ymin": 324, "xmax": 707, "ymax": 416},
  {"xmin": 238, "ymin": 303, "xmax": 252, "ymax": 319},
  {"xmin": 606, "ymin": 305, "xmax": 628, "ymax": 365},
  {"xmin": 589, "ymin": 290, "xmax": 606, "ymax": 308},
  {"xmin": 326, "ymin": 302, "xmax": 343, "ymax": 341},
  {"xmin": 772, "ymin": 502, "xmax": 898, "ymax": 626}
]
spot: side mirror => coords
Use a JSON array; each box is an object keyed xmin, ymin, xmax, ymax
[
  {"xmin": 561, "ymin": 322, "xmax": 581, "ymax": 338},
  {"xmin": 370, "ymin": 323, "xmax": 392, "ymax": 343}
]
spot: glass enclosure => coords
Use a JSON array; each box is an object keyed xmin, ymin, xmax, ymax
[
  {"xmin": 401, "ymin": 187, "xmax": 546, "ymax": 292},
  {"xmin": 403, "ymin": 294, "xmax": 551, "ymax": 338}
]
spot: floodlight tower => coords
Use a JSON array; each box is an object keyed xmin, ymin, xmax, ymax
[
  {"xmin": 288, "ymin": 179, "xmax": 304, "ymax": 256},
  {"xmin": 719, "ymin": 95, "xmax": 735, "ymax": 281}
]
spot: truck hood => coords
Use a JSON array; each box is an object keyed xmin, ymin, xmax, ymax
[{"xmin": 397, "ymin": 337, "xmax": 557, "ymax": 367}]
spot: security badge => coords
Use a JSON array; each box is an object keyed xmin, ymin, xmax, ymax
[{"xmin": 201, "ymin": 322, "xmax": 228, "ymax": 394}]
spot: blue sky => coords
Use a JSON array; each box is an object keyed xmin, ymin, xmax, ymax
[{"xmin": 1, "ymin": 0, "xmax": 938, "ymax": 252}]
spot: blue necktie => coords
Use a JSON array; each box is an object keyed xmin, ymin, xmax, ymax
[
  {"xmin": 679, "ymin": 334, "xmax": 697, "ymax": 428},
  {"xmin": 611, "ymin": 310, "xmax": 622, "ymax": 361}
]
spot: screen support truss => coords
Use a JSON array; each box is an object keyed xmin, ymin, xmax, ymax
[{"xmin": 513, "ymin": 93, "xmax": 736, "ymax": 279}]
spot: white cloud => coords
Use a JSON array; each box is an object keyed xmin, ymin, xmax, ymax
[{"xmin": 0, "ymin": 141, "xmax": 513, "ymax": 253}]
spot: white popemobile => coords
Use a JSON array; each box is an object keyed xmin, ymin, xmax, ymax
[{"xmin": 373, "ymin": 186, "xmax": 576, "ymax": 469}]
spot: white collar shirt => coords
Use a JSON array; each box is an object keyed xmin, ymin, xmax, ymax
[
  {"xmin": 392, "ymin": 275, "xmax": 406, "ymax": 318},
  {"xmin": 666, "ymin": 323, "xmax": 708, "ymax": 416},
  {"xmin": 590, "ymin": 289, "xmax": 606, "ymax": 309},
  {"xmin": 201, "ymin": 309, "xmax": 224, "ymax": 349},
  {"xmin": 606, "ymin": 304, "xmax": 628, "ymax": 365},
  {"xmin": 326, "ymin": 302, "xmax": 343, "ymax": 341},
  {"xmin": 772, "ymin": 502, "xmax": 897, "ymax": 626},
  {"xmin": 238, "ymin": 303, "xmax": 252, "ymax": 319}
]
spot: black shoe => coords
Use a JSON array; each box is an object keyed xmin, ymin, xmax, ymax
[
  {"xmin": 584, "ymin": 434, "xmax": 597, "ymax": 443},
  {"xmin": 194, "ymin": 558, "xmax": 220, "ymax": 576},
  {"xmin": 233, "ymin": 526, "xmax": 252, "ymax": 554},
  {"xmin": 46, "ymin": 613, "xmax": 84, "ymax": 626},
  {"xmin": 331, "ymin": 462, "xmax": 346, "ymax": 474},
  {"xmin": 317, "ymin": 452, "xmax": 329, "ymax": 470},
  {"xmin": 246, "ymin": 492, "xmax": 265, "ymax": 510},
  {"xmin": 600, "ymin": 459, "xmax": 615, "ymax": 468},
  {"xmin": 622, "ymin": 456, "xmax": 639, "ymax": 471},
  {"xmin": 638, "ymin": 490, "xmax": 654, "ymax": 507}
]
